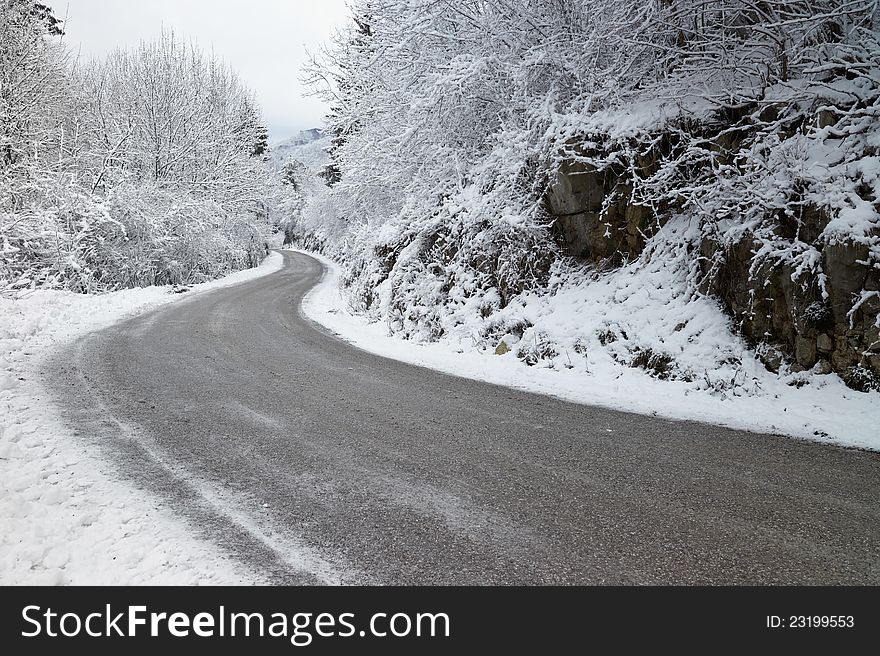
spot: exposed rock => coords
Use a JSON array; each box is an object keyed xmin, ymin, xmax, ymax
[
  {"xmin": 795, "ymin": 336, "xmax": 817, "ymax": 368},
  {"xmin": 546, "ymin": 141, "xmax": 879, "ymax": 392},
  {"xmin": 867, "ymin": 322, "xmax": 880, "ymax": 355},
  {"xmin": 700, "ymin": 234, "xmax": 826, "ymax": 348},
  {"xmin": 860, "ymin": 291, "xmax": 880, "ymax": 316},
  {"xmin": 831, "ymin": 344, "xmax": 857, "ymax": 371},
  {"xmin": 818, "ymin": 109, "xmax": 837, "ymax": 128},
  {"xmin": 778, "ymin": 203, "xmax": 831, "ymax": 244},
  {"xmin": 545, "ymin": 158, "xmax": 661, "ymax": 265},
  {"xmin": 546, "ymin": 160, "xmax": 604, "ymax": 215},
  {"xmin": 823, "ymin": 242, "xmax": 869, "ymax": 327},
  {"xmin": 814, "ymin": 359, "xmax": 833, "ymax": 375},
  {"xmin": 756, "ymin": 343, "xmax": 785, "ymax": 373},
  {"xmin": 699, "ymin": 230, "xmax": 878, "ymax": 390},
  {"xmin": 495, "ymin": 340, "xmax": 511, "ymax": 355}
]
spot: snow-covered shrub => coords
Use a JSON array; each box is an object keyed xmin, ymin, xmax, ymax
[
  {"xmin": 1, "ymin": 179, "xmax": 268, "ymax": 292},
  {"xmin": 70, "ymin": 183, "xmax": 267, "ymax": 290}
]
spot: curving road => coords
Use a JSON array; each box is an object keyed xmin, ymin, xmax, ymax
[{"xmin": 45, "ymin": 251, "xmax": 880, "ymax": 584}]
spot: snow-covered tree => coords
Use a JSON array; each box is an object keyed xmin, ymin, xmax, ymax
[{"xmin": 1, "ymin": 18, "xmax": 275, "ymax": 292}]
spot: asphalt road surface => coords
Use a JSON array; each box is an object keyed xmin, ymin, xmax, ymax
[{"xmin": 45, "ymin": 251, "xmax": 880, "ymax": 584}]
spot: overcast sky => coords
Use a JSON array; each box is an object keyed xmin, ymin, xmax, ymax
[{"xmin": 57, "ymin": 0, "xmax": 350, "ymax": 142}]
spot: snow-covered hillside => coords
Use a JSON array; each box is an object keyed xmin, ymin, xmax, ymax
[
  {"xmin": 270, "ymin": 129, "xmax": 331, "ymax": 172},
  {"xmin": 287, "ymin": 0, "xmax": 880, "ymax": 438}
]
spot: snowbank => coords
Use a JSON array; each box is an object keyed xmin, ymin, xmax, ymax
[
  {"xmin": 298, "ymin": 249, "xmax": 880, "ymax": 451},
  {"xmin": 0, "ymin": 253, "xmax": 283, "ymax": 584}
]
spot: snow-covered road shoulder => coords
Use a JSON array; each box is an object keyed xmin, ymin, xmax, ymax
[
  {"xmin": 0, "ymin": 252, "xmax": 283, "ymax": 584},
  {"xmin": 297, "ymin": 249, "xmax": 880, "ymax": 451}
]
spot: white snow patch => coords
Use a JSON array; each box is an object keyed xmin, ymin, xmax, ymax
[
  {"xmin": 296, "ymin": 248, "xmax": 880, "ymax": 452},
  {"xmin": 0, "ymin": 252, "xmax": 283, "ymax": 584}
]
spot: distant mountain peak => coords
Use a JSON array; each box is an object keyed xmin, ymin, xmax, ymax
[
  {"xmin": 270, "ymin": 128, "xmax": 330, "ymax": 171},
  {"xmin": 274, "ymin": 128, "xmax": 324, "ymax": 148}
]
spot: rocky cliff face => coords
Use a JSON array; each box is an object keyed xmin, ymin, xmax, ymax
[
  {"xmin": 544, "ymin": 153, "xmax": 880, "ymax": 391},
  {"xmin": 545, "ymin": 159, "xmax": 659, "ymax": 266},
  {"xmin": 698, "ymin": 227, "xmax": 880, "ymax": 391}
]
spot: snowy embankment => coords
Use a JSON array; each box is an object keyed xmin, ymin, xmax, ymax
[
  {"xmin": 0, "ymin": 252, "xmax": 283, "ymax": 584},
  {"xmin": 297, "ymin": 248, "xmax": 880, "ymax": 451}
]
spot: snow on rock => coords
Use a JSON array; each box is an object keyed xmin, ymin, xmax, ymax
[
  {"xmin": 0, "ymin": 252, "xmax": 283, "ymax": 584},
  {"xmin": 298, "ymin": 248, "xmax": 880, "ymax": 451}
]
